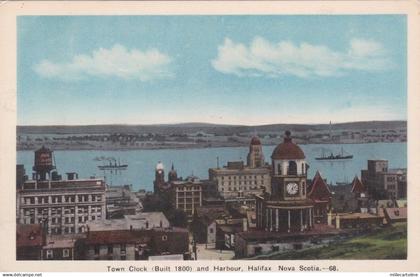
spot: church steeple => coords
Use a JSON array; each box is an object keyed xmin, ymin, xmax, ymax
[{"xmin": 168, "ymin": 163, "xmax": 178, "ymax": 182}]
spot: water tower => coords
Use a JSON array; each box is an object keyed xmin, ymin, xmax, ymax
[{"xmin": 33, "ymin": 146, "xmax": 56, "ymax": 181}]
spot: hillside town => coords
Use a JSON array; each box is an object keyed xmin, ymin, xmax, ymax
[{"xmin": 16, "ymin": 131, "xmax": 407, "ymax": 260}]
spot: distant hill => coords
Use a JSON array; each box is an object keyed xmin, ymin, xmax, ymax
[{"xmin": 17, "ymin": 120, "xmax": 407, "ymax": 135}]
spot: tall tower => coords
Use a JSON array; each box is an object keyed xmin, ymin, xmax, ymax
[
  {"xmin": 168, "ymin": 163, "xmax": 178, "ymax": 182},
  {"xmin": 33, "ymin": 146, "xmax": 55, "ymax": 181},
  {"xmin": 154, "ymin": 161, "xmax": 165, "ymax": 193},
  {"xmin": 270, "ymin": 130, "xmax": 307, "ymax": 199},
  {"xmin": 256, "ymin": 131, "xmax": 314, "ymax": 233},
  {"xmin": 247, "ymin": 136, "xmax": 265, "ymax": 168}
]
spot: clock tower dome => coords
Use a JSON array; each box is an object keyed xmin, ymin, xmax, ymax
[
  {"xmin": 256, "ymin": 131, "xmax": 315, "ymax": 233},
  {"xmin": 270, "ymin": 130, "xmax": 308, "ymax": 200}
]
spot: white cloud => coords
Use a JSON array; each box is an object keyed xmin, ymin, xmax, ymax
[
  {"xmin": 34, "ymin": 44, "xmax": 173, "ymax": 81},
  {"xmin": 212, "ymin": 37, "xmax": 392, "ymax": 78}
]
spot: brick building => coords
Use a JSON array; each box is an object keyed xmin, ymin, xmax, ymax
[
  {"xmin": 361, "ymin": 160, "xmax": 407, "ymax": 200},
  {"xmin": 16, "ymin": 224, "xmax": 46, "ymax": 260}
]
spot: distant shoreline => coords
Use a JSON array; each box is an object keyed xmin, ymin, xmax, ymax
[
  {"xmin": 16, "ymin": 141, "xmax": 406, "ymax": 152},
  {"xmin": 17, "ymin": 120, "xmax": 407, "ymax": 151}
]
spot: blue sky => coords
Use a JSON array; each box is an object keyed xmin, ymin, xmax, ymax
[{"xmin": 18, "ymin": 15, "xmax": 407, "ymax": 126}]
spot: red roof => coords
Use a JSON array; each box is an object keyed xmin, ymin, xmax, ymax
[
  {"xmin": 16, "ymin": 224, "xmax": 44, "ymax": 248},
  {"xmin": 384, "ymin": 207, "xmax": 407, "ymax": 221},
  {"xmin": 250, "ymin": 136, "xmax": 261, "ymax": 145},
  {"xmin": 308, "ymin": 171, "xmax": 332, "ymax": 201},
  {"xmin": 85, "ymin": 230, "xmax": 151, "ymax": 245},
  {"xmin": 351, "ymin": 176, "xmax": 366, "ymax": 193},
  {"xmin": 271, "ymin": 131, "xmax": 305, "ymax": 160}
]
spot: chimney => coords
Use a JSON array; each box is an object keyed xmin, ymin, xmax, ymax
[{"xmin": 66, "ymin": 172, "xmax": 78, "ymax": 180}]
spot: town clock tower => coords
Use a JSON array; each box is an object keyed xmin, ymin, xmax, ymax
[{"xmin": 256, "ymin": 131, "xmax": 315, "ymax": 233}]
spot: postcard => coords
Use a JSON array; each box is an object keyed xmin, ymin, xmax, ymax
[{"xmin": 0, "ymin": 0, "xmax": 419, "ymax": 273}]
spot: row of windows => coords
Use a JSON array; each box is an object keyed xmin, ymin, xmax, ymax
[
  {"xmin": 275, "ymin": 161, "xmax": 306, "ymax": 176},
  {"xmin": 45, "ymin": 248, "xmax": 70, "ymax": 259},
  {"xmin": 24, "ymin": 213, "xmax": 101, "ymax": 224},
  {"xmin": 177, "ymin": 198, "xmax": 200, "ymax": 203},
  {"xmin": 94, "ymin": 244, "xmax": 127, "ymax": 255},
  {"xmin": 221, "ymin": 175, "xmax": 266, "ymax": 180},
  {"xmin": 176, "ymin": 192, "xmax": 201, "ymax": 197},
  {"xmin": 222, "ymin": 180, "xmax": 265, "ymax": 186},
  {"xmin": 22, "ymin": 194, "xmax": 103, "ymax": 205},
  {"xmin": 221, "ymin": 186, "xmax": 260, "ymax": 192},
  {"xmin": 175, "ymin": 186, "xmax": 201, "ymax": 191}
]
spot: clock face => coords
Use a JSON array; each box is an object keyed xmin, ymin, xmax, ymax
[{"xmin": 286, "ymin": 182, "xmax": 299, "ymax": 195}]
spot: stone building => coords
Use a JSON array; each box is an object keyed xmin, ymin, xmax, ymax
[
  {"xmin": 170, "ymin": 176, "xmax": 203, "ymax": 218},
  {"xmin": 17, "ymin": 178, "xmax": 106, "ymax": 234},
  {"xmin": 209, "ymin": 137, "xmax": 271, "ymax": 201},
  {"xmin": 17, "ymin": 147, "xmax": 106, "ymax": 234}
]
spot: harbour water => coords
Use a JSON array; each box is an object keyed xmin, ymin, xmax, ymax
[{"xmin": 17, "ymin": 142, "xmax": 406, "ymax": 191}]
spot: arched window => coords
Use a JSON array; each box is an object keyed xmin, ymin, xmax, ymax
[
  {"xmin": 288, "ymin": 161, "xmax": 297, "ymax": 175},
  {"xmin": 277, "ymin": 163, "xmax": 282, "ymax": 175},
  {"xmin": 301, "ymin": 163, "xmax": 305, "ymax": 174}
]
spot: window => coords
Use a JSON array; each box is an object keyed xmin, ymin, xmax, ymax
[
  {"xmin": 94, "ymin": 245, "xmax": 100, "ymax": 255},
  {"xmin": 63, "ymin": 249, "xmax": 70, "ymax": 258},
  {"xmin": 46, "ymin": 250, "xmax": 53, "ymax": 259},
  {"xmin": 209, "ymin": 228, "xmax": 214, "ymax": 234},
  {"xmin": 162, "ymin": 235, "xmax": 168, "ymax": 241},
  {"xmin": 108, "ymin": 245, "xmax": 113, "ymax": 254},
  {"xmin": 288, "ymin": 161, "xmax": 297, "ymax": 175}
]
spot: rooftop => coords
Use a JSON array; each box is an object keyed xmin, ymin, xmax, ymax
[
  {"xmin": 16, "ymin": 224, "xmax": 44, "ymax": 248},
  {"xmin": 333, "ymin": 212, "xmax": 383, "ymax": 220},
  {"xmin": 237, "ymin": 224, "xmax": 342, "ymax": 241},
  {"xmin": 21, "ymin": 178, "xmax": 105, "ymax": 191},
  {"xmin": 384, "ymin": 207, "xmax": 407, "ymax": 220},
  {"xmin": 271, "ymin": 131, "xmax": 305, "ymax": 160},
  {"xmin": 44, "ymin": 237, "xmax": 79, "ymax": 249},
  {"xmin": 85, "ymin": 230, "xmax": 151, "ymax": 245},
  {"xmin": 88, "ymin": 212, "xmax": 169, "ymax": 231}
]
